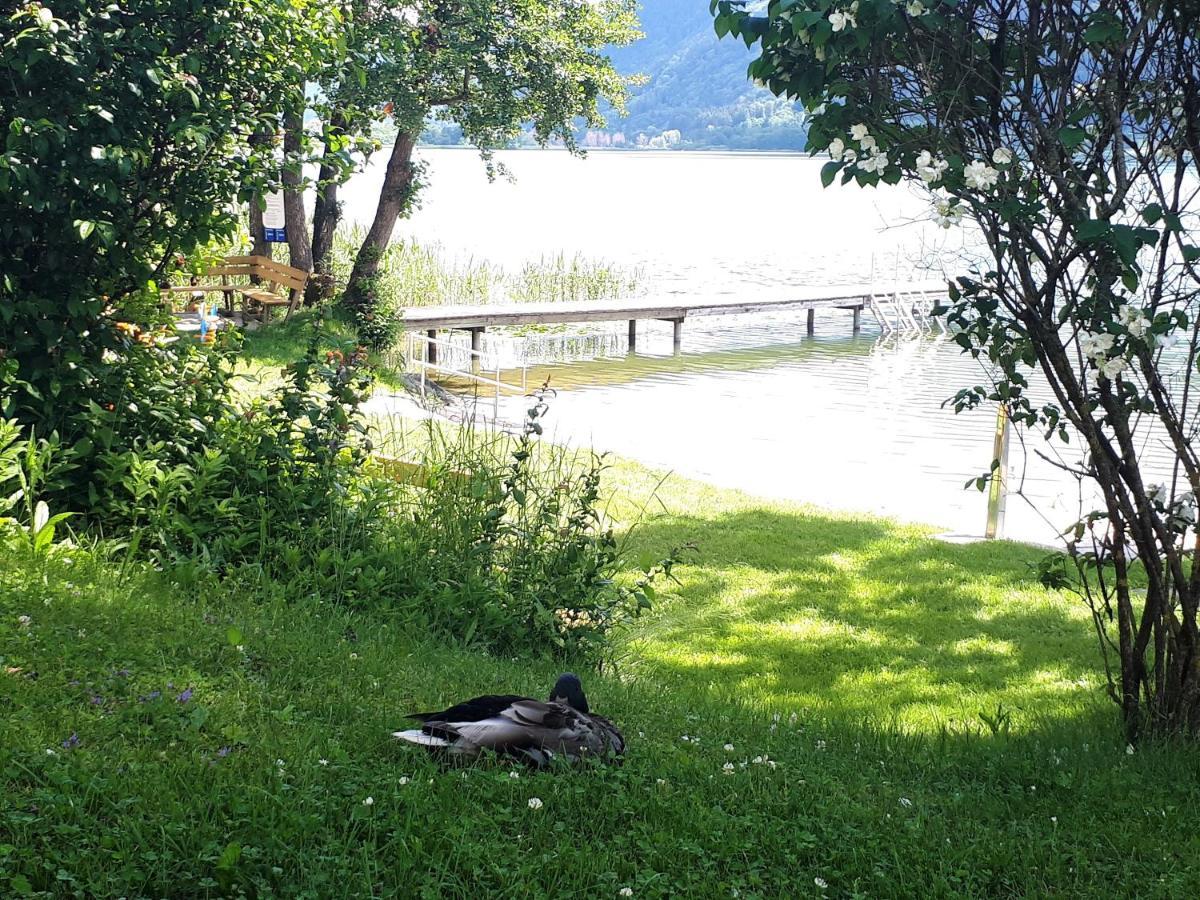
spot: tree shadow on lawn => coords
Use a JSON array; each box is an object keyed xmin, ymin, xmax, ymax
[{"xmin": 621, "ymin": 505, "xmax": 1103, "ymax": 731}]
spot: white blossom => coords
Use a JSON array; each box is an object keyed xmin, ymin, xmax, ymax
[
  {"xmin": 509, "ymin": 771, "xmax": 520, "ymax": 779},
  {"xmin": 528, "ymin": 797, "xmax": 544, "ymax": 809},
  {"xmin": 396, "ymin": 4, "xmax": 420, "ymax": 27},
  {"xmin": 1079, "ymin": 331, "xmax": 1116, "ymax": 359},
  {"xmin": 859, "ymin": 134, "xmax": 877, "ymax": 152},
  {"xmin": 619, "ymin": 889, "xmax": 634, "ymax": 898},
  {"xmin": 850, "ymin": 123, "xmax": 870, "ymax": 142},
  {"xmin": 1156, "ymin": 333, "xmax": 1180, "ymax": 350},
  {"xmin": 829, "ymin": 10, "xmax": 856, "ymax": 31},
  {"xmin": 1148, "ymin": 483, "xmax": 1168, "ymax": 504},
  {"xmin": 916, "ymin": 149, "xmax": 949, "ymax": 184},
  {"xmin": 399, "ymin": 776, "xmax": 410, "ymax": 785},
  {"xmin": 17, "ymin": 615, "xmax": 31, "ymax": 628},
  {"xmin": 828, "ymin": 138, "xmax": 846, "ymax": 161},
  {"xmin": 318, "ymin": 758, "xmax": 329, "ymax": 766},
  {"xmin": 363, "ymin": 796, "xmax": 374, "ymax": 806},
  {"xmin": 1118, "ymin": 304, "xmax": 1150, "ymax": 338},
  {"xmin": 722, "ymin": 762, "xmax": 735, "ymax": 774},
  {"xmin": 815, "ymin": 878, "xmax": 829, "ymax": 890},
  {"xmin": 906, "ymin": 0, "xmax": 925, "ymax": 15},
  {"xmin": 992, "ymin": 147, "xmax": 1014, "ymax": 165},
  {"xmin": 964, "ymin": 160, "xmax": 1000, "ymax": 190},
  {"xmin": 842, "ymin": 148, "xmax": 857, "ymax": 164},
  {"xmin": 899, "ymin": 796, "xmax": 913, "ymax": 807},
  {"xmin": 724, "ymin": 743, "xmax": 735, "ymax": 752},
  {"xmin": 1098, "ymin": 356, "xmax": 1129, "ymax": 380},
  {"xmin": 933, "ymin": 198, "xmax": 964, "ymax": 228}
]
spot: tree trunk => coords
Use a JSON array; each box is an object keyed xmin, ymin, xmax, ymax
[
  {"xmin": 249, "ymin": 198, "xmax": 271, "ymax": 261},
  {"xmin": 307, "ymin": 112, "xmax": 347, "ymax": 305},
  {"xmin": 282, "ymin": 111, "xmax": 313, "ymax": 273},
  {"xmin": 344, "ymin": 130, "xmax": 418, "ymax": 315}
]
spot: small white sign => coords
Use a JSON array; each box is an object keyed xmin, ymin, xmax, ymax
[{"xmin": 262, "ymin": 191, "xmax": 287, "ymax": 243}]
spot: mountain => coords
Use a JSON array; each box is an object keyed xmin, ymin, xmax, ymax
[
  {"xmin": 590, "ymin": 0, "xmax": 809, "ymax": 150},
  {"xmin": 418, "ymin": 1, "xmax": 809, "ymax": 151}
]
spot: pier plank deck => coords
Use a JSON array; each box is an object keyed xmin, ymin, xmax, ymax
[{"xmin": 400, "ymin": 281, "xmax": 948, "ymax": 331}]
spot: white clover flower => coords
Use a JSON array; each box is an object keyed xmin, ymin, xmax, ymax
[
  {"xmin": 1099, "ymin": 356, "xmax": 1129, "ymax": 379},
  {"xmin": 509, "ymin": 771, "xmax": 520, "ymax": 779},
  {"xmin": 724, "ymin": 743, "xmax": 735, "ymax": 752},
  {"xmin": 1079, "ymin": 331, "xmax": 1116, "ymax": 359},
  {"xmin": 899, "ymin": 796, "xmax": 913, "ymax": 807},
  {"xmin": 363, "ymin": 796, "xmax": 374, "ymax": 806},
  {"xmin": 752, "ymin": 755, "xmax": 764, "ymax": 764},
  {"xmin": 906, "ymin": 0, "xmax": 925, "ymax": 15},
  {"xmin": 17, "ymin": 615, "xmax": 31, "ymax": 628},
  {"xmin": 399, "ymin": 776, "xmax": 410, "ymax": 785},
  {"xmin": 964, "ymin": 160, "xmax": 1000, "ymax": 190},
  {"xmin": 1126, "ymin": 743, "xmax": 1135, "ymax": 755},
  {"xmin": 528, "ymin": 797, "xmax": 544, "ymax": 809},
  {"xmin": 815, "ymin": 878, "xmax": 829, "ymax": 890},
  {"xmin": 993, "ymin": 147, "xmax": 1013, "ymax": 165},
  {"xmin": 828, "ymin": 138, "xmax": 846, "ymax": 161},
  {"xmin": 816, "ymin": 739, "xmax": 827, "ymax": 751},
  {"xmin": 276, "ymin": 758, "xmax": 286, "ymax": 768},
  {"xmin": 656, "ymin": 778, "xmax": 666, "ymax": 785},
  {"xmin": 45, "ymin": 748, "xmax": 57, "ymax": 756},
  {"xmin": 619, "ymin": 889, "xmax": 634, "ymax": 898},
  {"xmin": 850, "ymin": 123, "xmax": 870, "ymax": 142},
  {"xmin": 318, "ymin": 758, "xmax": 329, "ymax": 766},
  {"xmin": 722, "ymin": 762, "xmax": 735, "ymax": 774},
  {"xmin": 1051, "ymin": 816, "xmax": 1058, "ymax": 824}
]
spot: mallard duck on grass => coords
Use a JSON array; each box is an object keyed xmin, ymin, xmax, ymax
[{"xmin": 392, "ymin": 673, "xmax": 624, "ymax": 767}]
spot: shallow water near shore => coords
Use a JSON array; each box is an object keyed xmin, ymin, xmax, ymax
[{"xmin": 347, "ymin": 149, "xmax": 1178, "ymax": 545}]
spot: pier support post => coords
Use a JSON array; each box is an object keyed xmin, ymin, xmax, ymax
[
  {"xmin": 985, "ymin": 405, "xmax": 1011, "ymax": 539},
  {"xmin": 806, "ymin": 308, "xmax": 815, "ymax": 335},
  {"xmin": 628, "ymin": 319, "xmax": 637, "ymax": 350},
  {"xmin": 426, "ymin": 330, "xmax": 437, "ymax": 365},
  {"xmin": 672, "ymin": 318, "xmax": 683, "ymax": 354},
  {"xmin": 852, "ymin": 306, "xmax": 862, "ymax": 333},
  {"xmin": 469, "ymin": 327, "xmax": 484, "ymax": 374}
]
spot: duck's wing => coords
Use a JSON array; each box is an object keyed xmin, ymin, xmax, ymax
[{"xmin": 407, "ymin": 694, "xmax": 530, "ymax": 724}]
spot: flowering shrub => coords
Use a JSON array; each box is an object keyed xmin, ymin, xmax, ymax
[{"xmin": 716, "ymin": 0, "xmax": 1200, "ymax": 739}]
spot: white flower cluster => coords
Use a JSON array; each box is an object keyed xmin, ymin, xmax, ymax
[
  {"xmin": 829, "ymin": 124, "xmax": 891, "ymax": 175},
  {"xmin": 1079, "ymin": 331, "xmax": 1129, "ymax": 380},
  {"xmin": 932, "ymin": 198, "xmax": 964, "ymax": 228},
  {"xmin": 829, "ymin": 1, "xmax": 859, "ymax": 31},
  {"xmin": 964, "ymin": 159, "xmax": 1000, "ymax": 190},
  {"xmin": 915, "ymin": 149, "xmax": 949, "ymax": 185},
  {"xmin": 904, "ymin": 0, "xmax": 930, "ymax": 16},
  {"xmin": 1117, "ymin": 303, "xmax": 1150, "ymax": 338}
]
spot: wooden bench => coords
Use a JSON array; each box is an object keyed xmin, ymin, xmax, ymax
[{"xmin": 161, "ymin": 255, "xmax": 309, "ymax": 322}]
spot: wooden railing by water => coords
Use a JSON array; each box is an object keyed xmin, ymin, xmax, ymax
[{"xmin": 401, "ymin": 280, "xmax": 949, "ymax": 359}]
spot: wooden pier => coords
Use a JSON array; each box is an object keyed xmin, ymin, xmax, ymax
[{"xmin": 401, "ymin": 281, "xmax": 948, "ymax": 361}]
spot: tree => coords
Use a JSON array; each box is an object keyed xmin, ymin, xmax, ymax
[
  {"xmin": 339, "ymin": 0, "xmax": 640, "ymax": 341},
  {"xmin": 714, "ymin": 0, "xmax": 1200, "ymax": 739},
  {"xmin": 0, "ymin": 1, "xmax": 348, "ymax": 444}
]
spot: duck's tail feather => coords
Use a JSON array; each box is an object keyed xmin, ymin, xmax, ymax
[{"xmin": 392, "ymin": 729, "xmax": 451, "ymax": 748}]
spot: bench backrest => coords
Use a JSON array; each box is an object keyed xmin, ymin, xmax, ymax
[{"xmin": 206, "ymin": 255, "xmax": 309, "ymax": 294}]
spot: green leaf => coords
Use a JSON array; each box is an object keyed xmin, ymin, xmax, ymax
[
  {"xmin": 820, "ymin": 160, "xmax": 841, "ymax": 187},
  {"xmin": 225, "ymin": 625, "xmax": 243, "ymax": 646},
  {"xmin": 1057, "ymin": 126, "xmax": 1087, "ymax": 150},
  {"xmin": 10, "ymin": 875, "xmax": 33, "ymax": 896},
  {"xmin": 74, "ymin": 219, "xmax": 95, "ymax": 239},
  {"xmin": 1183, "ymin": 245, "xmax": 1200, "ymax": 263},
  {"xmin": 1141, "ymin": 203, "xmax": 1162, "ymax": 224}
]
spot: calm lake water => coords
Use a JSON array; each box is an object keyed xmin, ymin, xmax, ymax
[{"xmin": 346, "ymin": 149, "xmax": 1177, "ymax": 545}]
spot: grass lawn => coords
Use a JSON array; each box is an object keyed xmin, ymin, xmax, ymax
[{"xmin": 3, "ymin": 459, "xmax": 1199, "ymax": 897}]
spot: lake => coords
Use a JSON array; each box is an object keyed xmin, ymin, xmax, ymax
[{"xmin": 346, "ymin": 148, "xmax": 1172, "ymax": 546}]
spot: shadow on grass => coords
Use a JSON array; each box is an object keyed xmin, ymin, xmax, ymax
[{"xmin": 621, "ymin": 505, "xmax": 1101, "ymax": 730}]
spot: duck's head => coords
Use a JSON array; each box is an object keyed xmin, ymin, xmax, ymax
[{"xmin": 549, "ymin": 673, "xmax": 589, "ymax": 714}]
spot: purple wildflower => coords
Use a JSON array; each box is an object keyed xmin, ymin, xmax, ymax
[
  {"xmin": 61, "ymin": 733, "xmax": 80, "ymax": 749},
  {"xmin": 139, "ymin": 690, "xmax": 162, "ymax": 703},
  {"xmin": 115, "ymin": 668, "xmax": 131, "ymax": 678},
  {"xmin": 216, "ymin": 746, "xmax": 232, "ymax": 758},
  {"xmin": 177, "ymin": 687, "xmax": 193, "ymax": 704},
  {"xmin": 89, "ymin": 694, "xmax": 104, "ymax": 706}
]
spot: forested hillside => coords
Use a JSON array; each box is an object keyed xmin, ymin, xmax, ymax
[{"xmin": 419, "ymin": 1, "xmax": 809, "ymax": 151}]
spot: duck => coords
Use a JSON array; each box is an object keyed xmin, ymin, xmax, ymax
[{"xmin": 392, "ymin": 673, "xmax": 625, "ymax": 766}]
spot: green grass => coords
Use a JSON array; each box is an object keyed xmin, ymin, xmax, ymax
[{"xmin": 3, "ymin": 459, "xmax": 1200, "ymax": 897}]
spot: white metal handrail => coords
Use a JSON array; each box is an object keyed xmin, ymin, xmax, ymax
[{"xmin": 405, "ymin": 331, "xmax": 528, "ymax": 420}]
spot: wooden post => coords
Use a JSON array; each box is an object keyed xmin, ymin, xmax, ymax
[
  {"xmin": 985, "ymin": 404, "xmax": 1011, "ymax": 539},
  {"xmin": 672, "ymin": 318, "xmax": 683, "ymax": 354},
  {"xmin": 628, "ymin": 319, "xmax": 637, "ymax": 350},
  {"xmin": 852, "ymin": 306, "xmax": 862, "ymax": 333},
  {"xmin": 806, "ymin": 308, "xmax": 816, "ymax": 335},
  {"xmin": 469, "ymin": 327, "xmax": 483, "ymax": 374},
  {"xmin": 426, "ymin": 329, "xmax": 437, "ymax": 365}
]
